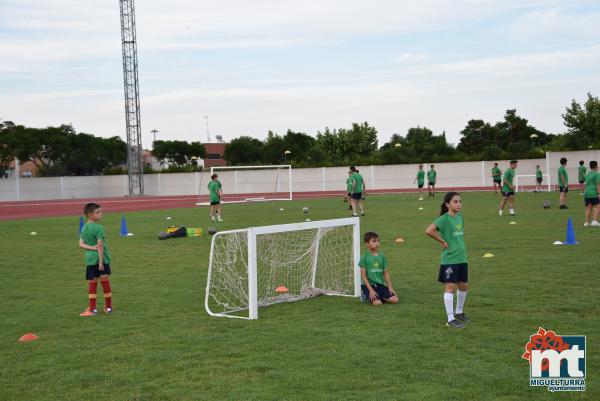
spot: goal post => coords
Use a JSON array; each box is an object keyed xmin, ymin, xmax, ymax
[
  {"xmin": 205, "ymin": 217, "xmax": 361, "ymax": 320},
  {"xmin": 197, "ymin": 165, "xmax": 292, "ymax": 205},
  {"xmin": 515, "ymin": 174, "xmax": 552, "ymax": 192}
]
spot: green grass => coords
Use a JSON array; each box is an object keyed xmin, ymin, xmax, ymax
[{"xmin": 0, "ymin": 192, "xmax": 598, "ymax": 401}]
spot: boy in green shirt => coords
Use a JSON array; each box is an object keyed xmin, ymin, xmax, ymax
[
  {"xmin": 425, "ymin": 192, "xmax": 469, "ymax": 329},
  {"xmin": 499, "ymin": 160, "xmax": 518, "ymax": 216},
  {"xmin": 345, "ymin": 171, "xmax": 353, "ymax": 210},
  {"xmin": 414, "ymin": 164, "xmax": 425, "ymax": 200},
  {"xmin": 558, "ymin": 157, "xmax": 569, "ymax": 209},
  {"xmin": 491, "ymin": 163, "xmax": 502, "ymax": 195},
  {"xmin": 349, "ymin": 166, "xmax": 366, "ymax": 216},
  {"xmin": 427, "ymin": 165, "xmax": 437, "ymax": 197},
  {"xmin": 535, "ymin": 165, "xmax": 543, "ymax": 193},
  {"xmin": 359, "ymin": 232, "xmax": 398, "ymax": 306},
  {"xmin": 208, "ymin": 173, "xmax": 223, "ymax": 222},
  {"xmin": 583, "ymin": 160, "xmax": 600, "ymax": 227},
  {"xmin": 578, "ymin": 160, "xmax": 587, "ymax": 193},
  {"xmin": 78, "ymin": 203, "xmax": 112, "ymax": 316}
]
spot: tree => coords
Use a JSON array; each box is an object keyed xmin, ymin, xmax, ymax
[
  {"xmin": 561, "ymin": 92, "xmax": 600, "ymax": 149},
  {"xmin": 152, "ymin": 140, "xmax": 206, "ymax": 167},
  {"xmin": 223, "ymin": 136, "xmax": 264, "ymax": 165},
  {"xmin": 0, "ymin": 121, "xmax": 20, "ymax": 175}
]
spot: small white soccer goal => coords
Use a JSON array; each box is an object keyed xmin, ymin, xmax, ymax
[
  {"xmin": 515, "ymin": 174, "xmax": 552, "ymax": 192},
  {"xmin": 197, "ymin": 165, "xmax": 292, "ymax": 205},
  {"xmin": 205, "ymin": 217, "xmax": 361, "ymax": 320}
]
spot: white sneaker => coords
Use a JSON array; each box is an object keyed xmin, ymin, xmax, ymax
[
  {"xmin": 591, "ymin": 221, "xmax": 600, "ymax": 227},
  {"xmin": 498, "ymin": 210, "xmax": 503, "ymax": 216},
  {"xmin": 217, "ymin": 217, "xmax": 223, "ymax": 222},
  {"xmin": 509, "ymin": 212, "xmax": 516, "ymax": 216},
  {"xmin": 211, "ymin": 216, "xmax": 216, "ymax": 222},
  {"xmin": 584, "ymin": 222, "xmax": 590, "ymax": 227}
]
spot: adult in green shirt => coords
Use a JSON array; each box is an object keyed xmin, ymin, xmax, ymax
[
  {"xmin": 578, "ymin": 160, "xmax": 587, "ymax": 193},
  {"xmin": 345, "ymin": 171, "xmax": 353, "ymax": 210},
  {"xmin": 359, "ymin": 231, "xmax": 398, "ymax": 306},
  {"xmin": 491, "ymin": 163, "xmax": 502, "ymax": 195},
  {"xmin": 349, "ymin": 166, "xmax": 366, "ymax": 216},
  {"xmin": 425, "ymin": 191, "xmax": 469, "ymax": 329},
  {"xmin": 414, "ymin": 164, "xmax": 425, "ymax": 200},
  {"xmin": 427, "ymin": 165, "xmax": 437, "ymax": 197},
  {"xmin": 583, "ymin": 160, "xmax": 600, "ymax": 227},
  {"xmin": 499, "ymin": 160, "xmax": 518, "ymax": 216},
  {"xmin": 558, "ymin": 157, "xmax": 569, "ymax": 209},
  {"xmin": 208, "ymin": 173, "xmax": 223, "ymax": 222},
  {"xmin": 535, "ymin": 165, "xmax": 543, "ymax": 193}
]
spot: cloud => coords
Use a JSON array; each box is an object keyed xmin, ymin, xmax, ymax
[{"xmin": 392, "ymin": 53, "xmax": 430, "ymax": 64}]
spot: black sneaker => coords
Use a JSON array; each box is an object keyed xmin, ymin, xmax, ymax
[
  {"xmin": 455, "ymin": 313, "xmax": 471, "ymax": 324},
  {"xmin": 560, "ymin": 205, "xmax": 568, "ymax": 209},
  {"xmin": 446, "ymin": 319, "xmax": 465, "ymax": 329},
  {"xmin": 361, "ymin": 212, "xmax": 366, "ymax": 216}
]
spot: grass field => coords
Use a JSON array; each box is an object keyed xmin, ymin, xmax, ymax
[{"xmin": 1, "ymin": 192, "xmax": 598, "ymax": 401}]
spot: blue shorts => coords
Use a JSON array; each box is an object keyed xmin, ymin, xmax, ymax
[
  {"xmin": 86, "ymin": 264, "xmax": 111, "ymax": 280},
  {"xmin": 351, "ymin": 192, "xmax": 363, "ymax": 200},
  {"xmin": 502, "ymin": 191, "xmax": 515, "ymax": 197},
  {"xmin": 560, "ymin": 186, "xmax": 569, "ymax": 193},
  {"xmin": 584, "ymin": 197, "xmax": 599, "ymax": 206},
  {"xmin": 361, "ymin": 284, "xmax": 394, "ymax": 303},
  {"xmin": 438, "ymin": 263, "xmax": 468, "ymax": 284}
]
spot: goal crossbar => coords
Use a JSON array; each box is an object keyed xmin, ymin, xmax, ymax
[{"xmin": 205, "ymin": 217, "xmax": 361, "ymax": 320}]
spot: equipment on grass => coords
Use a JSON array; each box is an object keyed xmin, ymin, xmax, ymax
[
  {"xmin": 303, "ymin": 207, "xmax": 309, "ymax": 213},
  {"xmin": 196, "ymin": 165, "xmax": 292, "ymax": 206},
  {"xmin": 562, "ymin": 217, "xmax": 578, "ymax": 245},
  {"xmin": 158, "ymin": 226, "xmax": 202, "ymax": 240},
  {"xmin": 205, "ymin": 217, "xmax": 361, "ymax": 320},
  {"xmin": 120, "ymin": 216, "xmax": 129, "ymax": 236},
  {"xmin": 394, "ymin": 237, "xmax": 405, "ymax": 243},
  {"xmin": 18, "ymin": 333, "xmax": 39, "ymax": 342},
  {"xmin": 207, "ymin": 226, "xmax": 218, "ymax": 235},
  {"xmin": 543, "ymin": 200, "xmax": 551, "ymax": 209}
]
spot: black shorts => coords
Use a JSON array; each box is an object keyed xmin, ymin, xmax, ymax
[
  {"xmin": 351, "ymin": 192, "xmax": 363, "ymax": 200},
  {"xmin": 502, "ymin": 191, "xmax": 515, "ymax": 197},
  {"xmin": 347, "ymin": 192, "xmax": 351, "ymax": 197},
  {"xmin": 361, "ymin": 284, "xmax": 394, "ymax": 303},
  {"xmin": 86, "ymin": 264, "xmax": 111, "ymax": 280},
  {"xmin": 560, "ymin": 186, "xmax": 569, "ymax": 193},
  {"xmin": 438, "ymin": 263, "xmax": 468, "ymax": 284},
  {"xmin": 536, "ymin": 177, "xmax": 543, "ymax": 184},
  {"xmin": 579, "ymin": 180, "xmax": 585, "ymax": 184},
  {"xmin": 584, "ymin": 197, "xmax": 599, "ymax": 206},
  {"xmin": 428, "ymin": 182, "xmax": 435, "ymax": 186},
  {"xmin": 210, "ymin": 201, "xmax": 220, "ymax": 205},
  {"xmin": 418, "ymin": 184, "xmax": 424, "ymax": 188},
  {"xmin": 493, "ymin": 179, "xmax": 501, "ymax": 185}
]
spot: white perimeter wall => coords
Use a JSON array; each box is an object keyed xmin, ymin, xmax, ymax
[{"xmin": 1, "ymin": 150, "xmax": 599, "ymax": 202}]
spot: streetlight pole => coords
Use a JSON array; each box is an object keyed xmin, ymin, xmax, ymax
[
  {"xmin": 204, "ymin": 116, "xmax": 211, "ymax": 143},
  {"xmin": 150, "ymin": 129, "xmax": 158, "ymax": 144}
]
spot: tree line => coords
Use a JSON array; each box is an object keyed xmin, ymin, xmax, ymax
[{"xmin": 1, "ymin": 93, "xmax": 598, "ymax": 176}]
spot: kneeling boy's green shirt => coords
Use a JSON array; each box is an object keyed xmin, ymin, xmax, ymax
[
  {"xmin": 80, "ymin": 222, "xmax": 111, "ymax": 265},
  {"xmin": 433, "ymin": 213, "xmax": 467, "ymax": 265},
  {"xmin": 359, "ymin": 251, "xmax": 388, "ymax": 286}
]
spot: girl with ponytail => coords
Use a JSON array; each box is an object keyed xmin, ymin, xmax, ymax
[{"xmin": 425, "ymin": 192, "xmax": 470, "ymax": 329}]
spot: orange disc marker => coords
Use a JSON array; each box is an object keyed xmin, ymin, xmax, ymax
[
  {"xmin": 18, "ymin": 333, "xmax": 39, "ymax": 342},
  {"xmin": 275, "ymin": 286, "xmax": 289, "ymax": 293}
]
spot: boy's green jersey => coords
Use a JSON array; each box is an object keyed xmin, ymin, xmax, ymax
[
  {"xmin": 351, "ymin": 173, "xmax": 364, "ymax": 192},
  {"xmin": 492, "ymin": 167, "xmax": 501, "ymax": 178},
  {"xmin": 432, "ymin": 213, "xmax": 467, "ymax": 265},
  {"xmin": 80, "ymin": 222, "xmax": 111, "ymax": 265},
  {"xmin": 584, "ymin": 171, "xmax": 600, "ymax": 198},
  {"xmin": 416, "ymin": 170, "xmax": 425, "ymax": 185},
  {"xmin": 502, "ymin": 168, "xmax": 515, "ymax": 192},
  {"xmin": 578, "ymin": 165, "xmax": 587, "ymax": 181},
  {"xmin": 427, "ymin": 169, "xmax": 436, "ymax": 183},
  {"xmin": 208, "ymin": 180, "xmax": 222, "ymax": 202},
  {"xmin": 536, "ymin": 168, "xmax": 543, "ymax": 179},
  {"xmin": 359, "ymin": 251, "xmax": 388, "ymax": 286},
  {"xmin": 346, "ymin": 177, "xmax": 353, "ymax": 192},
  {"xmin": 558, "ymin": 165, "xmax": 568, "ymax": 186}
]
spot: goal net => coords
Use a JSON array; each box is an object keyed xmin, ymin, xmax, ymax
[
  {"xmin": 205, "ymin": 217, "xmax": 361, "ymax": 320},
  {"xmin": 515, "ymin": 174, "xmax": 552, "ymax": 192},
  {"xmin": 197, "ymin": 165, "xmax": 292, "ymax": 205}
]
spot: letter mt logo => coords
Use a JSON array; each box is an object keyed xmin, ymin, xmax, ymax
[{"xmin": 522, "ymin": 327, "xmax": 586, "ymax": 392}]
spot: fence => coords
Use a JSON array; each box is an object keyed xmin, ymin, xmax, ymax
[{"xmin": 1, "ymin": 150, "xmax": 599, "ymax": 202}]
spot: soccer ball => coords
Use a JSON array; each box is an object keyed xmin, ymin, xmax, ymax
[
  {"xmin": 158, "ymin": 231, "xmax": 169, "ymax": 240},
  {"xmin": 208, "ymin": 226, "xmax": 218, "ymax": 235},
  {"xmin": 543, "ymin": 200, "xmax": 551, "ymax": 209},
  {"xmin": 302, "ymin": 207, "xmax": 309, "ymax": 213}
]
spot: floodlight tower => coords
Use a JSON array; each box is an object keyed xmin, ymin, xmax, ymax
[{"xmin": 119, "ymin": 0, "xmax": 144, "ymax": 196}]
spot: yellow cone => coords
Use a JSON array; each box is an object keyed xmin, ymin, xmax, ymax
[
  {"xmin": 395, "ymin": 237, "xmax": 405, "ymax": 243},
  {"xmin": 483, "ymin": 253, "xmax": 494, "ymax": 258}
]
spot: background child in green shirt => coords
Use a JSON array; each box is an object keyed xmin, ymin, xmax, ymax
[
  {"xmin": 414, "ymin": 164, "xmax": 425, "ymax": 200},
  {"xmin": 499, "ymin": 160, "xmax": 518, "ymax": 216},
  {"xmin": 208, "ymin": 173, "xmax": 223, "ymax": 222},
  {"xmin": 558, "ymin": 157, "xmax": 569, "ymax": 209},
  {"xmin": 583, "ymin": 160, "xmax": 600, "ymax": 227},
  {"xmin": 427, "ymin": 165, "xmax": 437, "ymax": 197},
  {"xmin": 578, "ymin": 160, "xmax": 587, "ymax": 193},
  {"xmin": 425, "ymin": 192, "xmax": 470, "ymax": 329},
  {"xmin": 359, "ymin": 232, "xmax": 398, "ymax": 306},
  {"xmin": 79, "ymin": 203, "xmax": 113, "ymax": 316},
  {"xmin": 492, "ymin": 163, "xmax": 502, "ymax": 195}
]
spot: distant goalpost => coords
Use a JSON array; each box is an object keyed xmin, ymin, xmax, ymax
[
  {"xmin": 196, "ymin": 165, "xmax": 292, "ymax": 205},
  {"xmin": 205, "ymin": 217, "xmax": 361, "ymax": 320},
  {"xmin": 515, "ymin": 174, "xmax": 552, "ymax": 192}
]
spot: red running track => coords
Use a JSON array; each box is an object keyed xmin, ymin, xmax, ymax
[{"xmin": 0, "ymin": 187, "xmax": 492, "ymax": 220}]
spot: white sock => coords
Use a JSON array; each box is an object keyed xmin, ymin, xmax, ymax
[
  {"xmin": 444, "ymin": 293, "xmax": 454, "ymax": 322},
  {"xmin": 456, "ymin": 290, "xmax": 467, "ymax": 314},
  {"xmin": 498, "ymin": 210, "xmax": 503, "ymax": 216},
  {"xmin": 509, "ymin": 208, "xmax": 515, "ymax": 214}
]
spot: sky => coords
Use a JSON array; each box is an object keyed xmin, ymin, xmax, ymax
[{"xmin": 1, "ymin": 0, "xmax": 599, "ymax": 149}]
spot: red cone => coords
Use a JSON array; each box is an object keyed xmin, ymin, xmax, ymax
[{"xmin": 18, "ymin": 333, "xmax": 39, "ymax": 342}]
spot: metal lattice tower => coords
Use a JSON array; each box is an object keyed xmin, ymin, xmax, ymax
[{"xmin": 119, "ymin": 0, "xmax": 144, "ymax": 196}]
